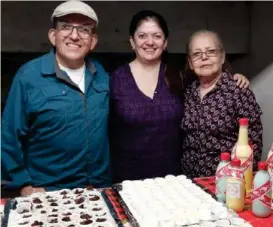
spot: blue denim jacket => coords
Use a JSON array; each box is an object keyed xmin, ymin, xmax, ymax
[{"xmin": 1, "ymin": 50, "xmax": 111, "ymax": 190}]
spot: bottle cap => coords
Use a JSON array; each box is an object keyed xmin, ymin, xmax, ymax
[
  {"xmin": 231, "ymin": 159, "xmax": 241, "ymax": 167},
  {"xmin": 220, "ymin": 152, "xmax": 230, "ymax": 161},
  {"xmin": 239, "ymin": 118, "xmax": 249, "ymax": 126},
  {"xmin": 258, "ymin": 161, "xmax": 268, "ymax": 170}
]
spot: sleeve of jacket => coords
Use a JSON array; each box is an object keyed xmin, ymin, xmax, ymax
[
  {"xmin": 1, "ymin": 67, "xmax": 32, "ymax": 189},
  {"xmin": 235, "ymin": 87, "xmax": 263, "ymax": 171}
]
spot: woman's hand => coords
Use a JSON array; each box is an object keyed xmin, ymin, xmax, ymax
[
  {"xmin": 233, "ymin": 73, "xmax": 250, "ymax": 89},
  {"xmin": 20, "ymin": 185, "xmax": 46, "ymax": 196}
]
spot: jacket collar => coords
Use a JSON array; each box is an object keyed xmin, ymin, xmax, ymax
[{"xmin": 41, "ymin": 48, "xmax": 97, "ymax": 77}]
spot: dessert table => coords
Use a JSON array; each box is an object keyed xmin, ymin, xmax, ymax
[
  {"xmin": 193, "ymin": 176, "xmax": 273, "ymax": 227},
  {"xmin": 1, "ymin": 176, "xmax": 273, "ymax": 227}
]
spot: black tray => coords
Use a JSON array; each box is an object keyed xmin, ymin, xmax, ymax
[
  {"xmin": 1, "ymin": 191, "xmax": 123, "ymax": 227},
  {"xmin": 1, "ymin": 199, "xmax": 17, "ymax": 227}
]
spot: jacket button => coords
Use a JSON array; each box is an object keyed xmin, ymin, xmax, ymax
[{"xmin": 62, "ymin": 90, "xmax": 66, "ymax": 94}]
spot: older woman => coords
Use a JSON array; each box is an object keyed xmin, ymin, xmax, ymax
[
  {"xmin": 110, "ymin": 11, "xmax": 249, "ymax": 183},
  {"xmin": 181, "ymin": 30, "xmax": 263, "ymax": 179}
]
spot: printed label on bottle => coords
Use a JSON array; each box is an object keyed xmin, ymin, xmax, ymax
[
  {"xmin": 227, "ymin": 182, "xmax": 241, "ymax": 199},
  {"xmin": 232, "ymin": 145, "xmax": 253, "ymax": 171},
  {"xmin": 216, "ymin": 163, "xmax": 229, "ymax": 180},
  {"xmin": 225, "ymin": 168, "xmax": 244, "ymax": 181},
  {"xmin": 266, "ymin": 144, "xmax": 273, "ymax": 177},
  {"xmin": 241, "ymin": 154, "xmax": 253, "ymax": 171},
  {"xmin": 216, "ymin": 163, "xmax": 229, "ymax": 194},
  {"xmin": 251, "ymin": 179, "xmax": 272, "ymax": 209}
]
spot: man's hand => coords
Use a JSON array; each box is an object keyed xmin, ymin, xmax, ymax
[
  {"xmin": 34, "ymin": 187, "xmax": 46, "ymax": 193},
  {"xmin": 20, "ymin": 185, "xmax": 34, "ymax": 196},
  {"xmin": 20, "ymin": 186, "xmax": 46, "ymax": 196}
]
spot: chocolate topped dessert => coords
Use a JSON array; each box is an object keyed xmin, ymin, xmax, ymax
[
  {"xmin": 32, "ymin": 198, "xmax": 42, "ymax": 204},
  {"xmin": 80, "ymin": 219, "xmax": 93, "ymax": 225}
]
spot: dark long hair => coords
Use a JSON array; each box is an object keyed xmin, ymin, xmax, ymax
[{"xmin": 129, "ymin": 10, "xmax": 184, "ymax": 101}]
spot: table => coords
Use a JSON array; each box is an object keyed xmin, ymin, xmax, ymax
[
  {"xmin": 1, "ymin": 179, "xmax": 273, "ymax": 227},
  {"xmin": 194, "ymin": 176, "xmax": 273, "ymax": 227}
]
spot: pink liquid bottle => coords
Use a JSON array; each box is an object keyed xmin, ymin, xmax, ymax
[
  {"xmin": 252, "ymin": 161, "xmax": 272, "ymax": 218},
  {"xmin": 266, "ymin": 143, "xmax": 273, "ymax": 199}
]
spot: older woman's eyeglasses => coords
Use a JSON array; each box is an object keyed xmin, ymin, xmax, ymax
[
  {"xmin": 190, "ymin": 49, "xmax": 222, "ymax": 61},
  {"xmin": 57, "ymin": 22, "xmax": 94, "ymax": 38}
]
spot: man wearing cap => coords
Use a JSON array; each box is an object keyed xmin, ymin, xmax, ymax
[{"xmin": 1, "ymin": 1, "xmax": 111, "ymax": 196}]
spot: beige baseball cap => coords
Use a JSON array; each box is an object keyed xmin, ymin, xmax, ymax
[{"xmin": 51, "ymin": 1, "xmax": 99, "ymax": 26}]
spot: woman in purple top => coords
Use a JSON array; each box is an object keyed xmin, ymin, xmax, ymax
[{"xmin": 110, "ymin": 11, "xmax": 249, "ymax": 183}]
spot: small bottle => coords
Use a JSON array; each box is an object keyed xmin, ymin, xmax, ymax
[
  {"xmin": 226, "ymin": 159, "xmax": 245, "ymax": 213},
  {"xmin": 216, "ymin": 152, "xmax": 231, "ymax": 202},
  {"xmin": 232, "ymin": 118, "xmax": 253, "ymax": 198},
  {"xmin": 266, "ymin": 143, "xmax": 273, "ymax": 199},
  {"xmin": 252, "ymin": 161, "xmax": 272, "ymax": 218}
]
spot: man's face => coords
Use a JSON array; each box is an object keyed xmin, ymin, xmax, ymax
[{"xmin": 48, "ymin": 14, "xmax": 97, "ymax": 68}]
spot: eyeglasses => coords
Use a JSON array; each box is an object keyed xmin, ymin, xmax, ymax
[
  {"xmin": 57, "ymin": 22, "xmax": 94, "ymax": 38},
  {"xmin": 189, "ymin": 49, "xmax": 222, "ymax": 61}
]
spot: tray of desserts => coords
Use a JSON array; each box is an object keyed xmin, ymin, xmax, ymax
[
  {"xmin": 110, "ymin": 175, "xmax": 253, "ymax": 227},
  {"xmin": 1, "ymin": 187, "xmax": 122, "ymax": 227}
]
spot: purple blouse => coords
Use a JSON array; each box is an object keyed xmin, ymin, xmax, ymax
[
  {"xmin": 110, "ymin": 63, "xmax": 183, "ymax": 182},
  {"xmin": 181, "ymin": 72, "xmax": 263, "ymax": 179}
]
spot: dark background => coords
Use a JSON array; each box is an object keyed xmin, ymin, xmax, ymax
[{"xmin": 1, "ymin": 1, "xmax": 273, "ymax": 158}]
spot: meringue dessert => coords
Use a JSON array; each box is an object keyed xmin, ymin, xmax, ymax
[{"xmin": 120, "ymin": 175, "xmax": 252, "ymax": 227}]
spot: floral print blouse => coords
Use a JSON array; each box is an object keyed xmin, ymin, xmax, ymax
[{"xmin": 181, "ymin": 71, "xmax": 263, "ymax": 178}]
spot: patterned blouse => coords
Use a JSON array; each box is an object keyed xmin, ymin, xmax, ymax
[
  {"xmin": 110, "ymin": 63, "xmax": 183, "ymax": 183},
  {"xmin": 181, "ymin": 71, "xmax": 263, "ymax": 179}
]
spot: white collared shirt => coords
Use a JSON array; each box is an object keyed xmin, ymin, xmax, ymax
[{"xmin": 59, "ymin": 63, "xmax": 86, "ymax": 93}]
